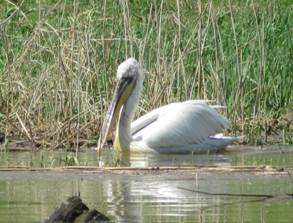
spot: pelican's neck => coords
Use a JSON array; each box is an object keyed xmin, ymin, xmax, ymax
[{"xmin": 114, "ymin": 71, "xmax": 143, "ymax": 151}]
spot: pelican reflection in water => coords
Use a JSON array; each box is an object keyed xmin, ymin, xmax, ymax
[{"xmin": 99, "ymin": 58, "xmax": 239, "ymax": 154}]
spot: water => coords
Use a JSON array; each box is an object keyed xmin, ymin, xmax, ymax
[
  {"xmin": 0, "ymin": 145, "xmax": 293, "ymax": 222},
  {"xmin": 1, "ymin": 145, "xmax": 293, "ymax": 168}
]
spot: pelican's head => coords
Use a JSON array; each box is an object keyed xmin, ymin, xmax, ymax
[
  {"xmin": 98, "ymin": 58, "xmax": 143, "ymax": 150},
  {"xmin": 116, "ymin": 58, "xmax": 142, "ymax": 80}
]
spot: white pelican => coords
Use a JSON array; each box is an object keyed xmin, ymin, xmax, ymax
[{"xmin": 99, "ymin": 58, "xmax": 239, "ymax": 154}]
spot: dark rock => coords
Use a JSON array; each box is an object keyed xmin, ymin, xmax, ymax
[
  {"xmin": 84, "ymin": 209, "xmax": 110, "ymax": 223},
  {"xmin": 45, "ymin": 196, "xmax": 110, "ymax": 223}
]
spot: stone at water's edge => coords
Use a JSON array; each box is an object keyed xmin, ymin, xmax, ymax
[{"xmin": 45, "ymin": 196, "xmax": 110, "ymax": 223}]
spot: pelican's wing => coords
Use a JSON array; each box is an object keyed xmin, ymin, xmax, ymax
[
  {"xmin": 133, "ymin": 101, "xmax": 231, "ymax": 148},
  {"xmin": 130, "ymin": 104, "xmax": 171, "ymax": 136},
  {"xmin": 131, "ymin": 100, "xmax": 213, "ymax": 136}
]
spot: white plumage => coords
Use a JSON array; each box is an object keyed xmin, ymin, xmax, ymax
[{"xmin": 99, "ymin": 58, "xmax": 239, "ymax": 154}]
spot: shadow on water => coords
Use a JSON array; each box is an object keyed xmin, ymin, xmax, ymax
[{"xmin": 0, "ymin": 145, "xmax": 293, "ymax": 222}]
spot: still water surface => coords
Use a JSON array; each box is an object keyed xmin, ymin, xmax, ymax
[{"xmin": 0, "ymin": 145, "xmax": 293, "ymax": 222}]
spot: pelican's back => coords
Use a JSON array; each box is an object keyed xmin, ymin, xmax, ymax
[{"xmin": 130, "ymin": 101, "xmax": 236, "ymax": 153}]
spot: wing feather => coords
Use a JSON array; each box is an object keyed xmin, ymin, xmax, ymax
[
  {"xmin": 131, "ymin": 104, "xmax": 176, "ymax": 138},
  {"xmin": 133, "ymin": 101, "xmax": 230, "ymax": 148},
  {"xmin": 130, "ymin": 110, "xmax": 158, "ymax": 136}
]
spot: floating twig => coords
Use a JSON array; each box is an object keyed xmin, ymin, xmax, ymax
[{"xmin": 177, "ymin": 187, "xmax": 274, "ymax": 198}]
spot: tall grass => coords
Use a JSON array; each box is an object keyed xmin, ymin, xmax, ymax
[{"xmin": 0, "ymin": 0, "xmax": 292, "ymax": 148}]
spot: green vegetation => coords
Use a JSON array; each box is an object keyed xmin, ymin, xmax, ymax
[{"xmin": 0, "ymin": 0, "xmax": 292, "ymax": 148}]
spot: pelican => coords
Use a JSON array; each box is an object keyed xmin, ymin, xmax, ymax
[{"xmin": 99, "ymin": 58, "xmax": 239, "ymax": 154}]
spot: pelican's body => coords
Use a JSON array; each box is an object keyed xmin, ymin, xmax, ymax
[{"xmin": 99, "ymin": 58, "xmax": 238, "ymax": 154}]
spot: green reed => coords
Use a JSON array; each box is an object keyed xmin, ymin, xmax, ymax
[{"xmin": 0, "ymin": 0, "xmax": 292, "ymax": 147}]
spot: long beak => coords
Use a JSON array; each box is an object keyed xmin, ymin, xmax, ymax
[{"xmin": 98, "ymin": 76, "xmax": 136, "ymax": 150}]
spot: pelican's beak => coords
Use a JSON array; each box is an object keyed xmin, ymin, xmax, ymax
[{"xmin": 98, "ymin": 76, "xmax": 136, "ymax": 150}]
